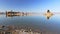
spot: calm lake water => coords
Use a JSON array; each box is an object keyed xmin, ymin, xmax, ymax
[{"xmin": 0, "ymin": 15, "xmax": 60, "ymax": 33}]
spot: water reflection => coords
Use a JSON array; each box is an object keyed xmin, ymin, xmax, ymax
[
  {"xmin": 0, "ymin": 14, "xmax": 60, "ymax": 34},
  {"xmin": 0, "ymin": 11, "xmax": 60, "ymax": 34},
  {"xmin": 44, "ymin": 10, "xmax": 53, "ymax": 19},
  {"xmin": 0, "ymin": 10, "xmax": 54, "ymax": 19}
]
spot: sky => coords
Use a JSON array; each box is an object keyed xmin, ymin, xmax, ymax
[{"xmin": 0, "ymin": 0, "xmax": 60, "ymax": 12}]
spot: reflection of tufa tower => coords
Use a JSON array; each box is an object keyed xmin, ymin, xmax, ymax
[{"xmin": 44, "ymin": 10, "xmax": 53, "ymax": 19}]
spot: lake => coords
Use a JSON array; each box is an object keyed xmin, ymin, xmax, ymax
[{"xmin": 0, "ymin": 14, "xmax": 60, "ymax": 34}]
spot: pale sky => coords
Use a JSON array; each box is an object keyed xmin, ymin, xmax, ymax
[{"xmin": 0, "ymin": 0, "xmax": 60, "ymax": 13}]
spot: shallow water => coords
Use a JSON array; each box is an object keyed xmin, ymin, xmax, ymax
[{"xmin": 0, "ymin": 15, "xmax": 60, "ymax": 33}]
